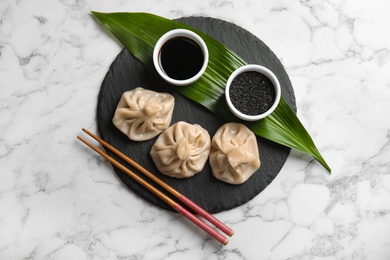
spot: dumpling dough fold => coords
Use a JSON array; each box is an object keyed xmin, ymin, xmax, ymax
[
  {"xmin": 112, "ymin": 87, "xmax": 174, "ymax": 141},
  {"xmin": 150, "ymin": 121, "xmax": 211, "ymax": 178},
  {"xmin": 209, "ymin": 122, "xmax": 260, "ymax": 184}
]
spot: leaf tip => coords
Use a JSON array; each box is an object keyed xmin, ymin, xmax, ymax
[
  {"xmin": 90, "ymin": 11, "xmax": 103, "ymax": 19},
  {"xmin": 320, "ymin": 160, "xmax": 332, "ymax": 174}
]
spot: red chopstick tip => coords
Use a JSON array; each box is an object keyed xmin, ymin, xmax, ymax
[
  {"xmin": 223, "ymin": 239, "xmax": 229, "ymax": 245},
  {"xmin": 178, "ymin": 195, "xmax": 234, "ymax": 237}
]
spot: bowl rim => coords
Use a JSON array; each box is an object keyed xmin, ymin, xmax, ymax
[
  {"xmin": 153, "ymin": 29, "xmax": 209, "ymax": 86},
  {"xmin": 225, "ymin": 64, "xmax": 281, "ymax": 121}
]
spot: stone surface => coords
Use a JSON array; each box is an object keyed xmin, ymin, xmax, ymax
[{"xmin": 97, "ymin": 17, "xmax": 294, "ymax": 213}]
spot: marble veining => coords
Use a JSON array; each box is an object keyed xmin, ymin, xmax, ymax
[{"xmin": 1, "ymin": 0, "xmax": 390, "ymax": 259}]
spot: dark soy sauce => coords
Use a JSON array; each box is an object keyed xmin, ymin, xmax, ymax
[{"xmin": 160, "ymin": 37, "xmax": 204, "ymax": 80}]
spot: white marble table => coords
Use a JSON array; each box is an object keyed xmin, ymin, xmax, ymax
[{"xmin": 1, "ymin": 0, "xmax": 390, "ymax": 259}]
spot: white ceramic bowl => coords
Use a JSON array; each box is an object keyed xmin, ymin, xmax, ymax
[
  {"xmin": 153, "ymin": 29, "xmax": 209, "ymax": 86},
  {"xmin": 225, "ymin": 64, "xmax": 281, "ymax": 121}
]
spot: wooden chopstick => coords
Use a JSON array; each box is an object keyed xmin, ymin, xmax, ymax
[
  {"xmin": 77, "ymin": 134, "xmax": 229, "ymax": 245},
  {"xmin": 81, "ymin": 128, "xmax": 234, "ymax": 237}
]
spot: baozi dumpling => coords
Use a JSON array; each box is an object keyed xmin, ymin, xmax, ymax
[
  {"xmin": 150, "ymin": 121, "xmax": 211, "ymax": 178},
  {"xmin": 112, "ymin": 87, "xmax": 174, "ymax": 141},
  {"xmin": 209, "ymin": 122, "xmax": 260, "ymax": 185}
]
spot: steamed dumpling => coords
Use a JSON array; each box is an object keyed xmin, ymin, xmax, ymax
[
  {"xmin": 150, "ymin": 121, "xmax": 211, "ymax": 178},
  {"xmin": 112, "ymin": 87, "xmax": 174, "ymax": 141},
  {"xmin": 209, "ymin": 122, "xmax": 260, "ymax": 185}
]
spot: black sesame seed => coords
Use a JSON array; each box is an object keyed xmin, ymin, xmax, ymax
[{"xmin": 229, "ymin": 71, "xmax": 276, "ymax": 116}]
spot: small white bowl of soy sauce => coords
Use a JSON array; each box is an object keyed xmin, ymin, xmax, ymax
[
  {"xmin": 153, "ymin": 29, "xmax": 209, "ymax": 86},
  {"xmin": 225, "ymin": 64, "xmax": 281, "ymax": 121}
]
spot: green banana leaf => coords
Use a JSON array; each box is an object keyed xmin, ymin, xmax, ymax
[{"xmin": 91, "ymin": 11, "xmax": 331, "ymax": 173}]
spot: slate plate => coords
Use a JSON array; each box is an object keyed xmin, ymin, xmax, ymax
[{"xmin": 97, "ymin": 17, "xmax": 296, "ymax": 214}]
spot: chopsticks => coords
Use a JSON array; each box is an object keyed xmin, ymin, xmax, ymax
[{"xmin": 77, "ymin": 128, "xmax": 233, "ymax": 245}]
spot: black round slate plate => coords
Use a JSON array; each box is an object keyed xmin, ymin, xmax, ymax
[{"xmin": 97, "ymin": 17, "xmax": 296, "ymax": 214}]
